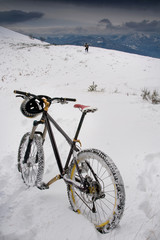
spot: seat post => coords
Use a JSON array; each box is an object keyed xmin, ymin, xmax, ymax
[
  {"xmin": 74, "ymin": 111, "xmax": 87, "ymax": 141},
  {"xmin": 64, "ymin": 111, "xmax": 87, "ymax": 171}
]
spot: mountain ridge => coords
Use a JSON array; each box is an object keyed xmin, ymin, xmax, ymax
[{"xmin": 44, "ymin": 33, "xmax": 160, "ymax": 59}]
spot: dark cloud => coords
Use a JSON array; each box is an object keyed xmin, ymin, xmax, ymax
[
  {"xmin": 24, "ymin": 0, "xmax": 160, "ymax": 5},
  {"xmin": 98, "ymin": 19, "xmax": 112, "ymax": 28},
  {"xmin": 35, "ymin": 0, "xmax": 160, "ymax": 9},
  {"xmin": 1, "ymin": 0, "xmax": 160, "ymax": 36},
  {"xmin": 2, "ymin": 0, "xmax": 160, "ymax": 8},
  {"xmin": 97, "ymin": 18, "xmax": 160, "ymax": 34},
  {"xmin": 125, "ymin": 20, "xmax": 160, "ymax": 32},
  {"xmin": 0, "ymin": 10, "xmax": 44, "ymax": 24}
]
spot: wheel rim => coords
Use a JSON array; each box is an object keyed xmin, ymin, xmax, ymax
[{"xmin": 70, "ymin": 154, "xmax": 117, "ymax": 228}]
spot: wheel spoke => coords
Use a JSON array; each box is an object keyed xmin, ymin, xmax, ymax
[{"xmin": 104, "ymin": 191, "xmax": 116, "ymax": 199}]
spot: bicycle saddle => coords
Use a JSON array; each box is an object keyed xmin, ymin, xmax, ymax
[{"xmin": 74, "ymin": 104, "xmax": 97, "ymax": 113}]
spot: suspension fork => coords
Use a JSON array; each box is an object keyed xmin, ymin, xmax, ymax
[{"xmin": 23, "ymin": 120, "xmax": 46, "ymax": 164}]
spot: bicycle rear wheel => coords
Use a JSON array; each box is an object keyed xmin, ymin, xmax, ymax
[
  {"xmin": 18, "ymin": 132, "xmax": 44, "ymax": 187},
  {"xmin": 67, "ymin": 149, "xmax": 125, "ymax": 233}
]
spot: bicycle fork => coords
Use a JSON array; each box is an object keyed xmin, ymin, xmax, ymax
[{"xmin": 23, "ymin": 120, "xmax": 47, "ymax": 164}]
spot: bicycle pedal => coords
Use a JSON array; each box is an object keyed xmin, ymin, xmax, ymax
[{"xmin": 37, "ymin": 182, "xmax": 49, "ymax": 190}]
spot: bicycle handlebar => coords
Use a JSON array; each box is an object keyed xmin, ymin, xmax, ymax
[
  {"xmin": 13, "ymin": 90, "xmax": 76, "ymax": 103},
  {"xmin": 52, "ymin": 97, "xmax": 76, "ymax": 102}
]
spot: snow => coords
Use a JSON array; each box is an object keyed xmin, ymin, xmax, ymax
[{"xmin": 0, "ymin": 26, "xmax": 160, "ymax": 240}]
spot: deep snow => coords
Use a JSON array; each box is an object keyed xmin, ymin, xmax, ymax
[{"xmin": 0, "ymin": 26, "xmax": 160, "ymax": 240}]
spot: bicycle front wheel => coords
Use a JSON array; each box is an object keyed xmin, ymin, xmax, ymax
[
  {"xmin": 67, "ymin": 149, "xmax": 125, "ymax": 233},
  {"xmin": 18, "ymin": 132, "xmax": 44, "ymax": 187}
]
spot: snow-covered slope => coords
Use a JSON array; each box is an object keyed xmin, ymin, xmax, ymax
[{"xmin": 0, "ymin": 26, "xmax": 160, "ymax": 240}]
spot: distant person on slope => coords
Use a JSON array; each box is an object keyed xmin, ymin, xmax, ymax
[{"xmin": 84, "ymin": 43, "xmax": 89, "ymax": 52}]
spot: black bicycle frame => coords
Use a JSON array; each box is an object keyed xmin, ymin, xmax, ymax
[{"xmin": 42, "ymin": 110, "xmax": 87, "ymax": 176}]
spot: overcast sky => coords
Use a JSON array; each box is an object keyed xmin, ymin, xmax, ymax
[{"xmin": 0, "ymin": 0, "xmax": 160, "ymax": 37}]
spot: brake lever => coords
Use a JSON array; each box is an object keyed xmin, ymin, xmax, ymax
[
  {"xmin": 56, "ymin": 98, "xmax": 68, "ymax": 104},
  {"xmin": 60, "ymin": 98, "xmax": 68, "ymax": 104},
  {"xmin": 16, "ymin": 95, "xmax": 25, "ymax": 99},
  {"xmin": 61, "ymin": 100, "xmax": 68, "ymax": 105}
]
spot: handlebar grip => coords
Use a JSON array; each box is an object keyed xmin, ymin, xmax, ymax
[
  {"xmin": 65, "ymin": 98, "xmax": 76, "ymax": 102},
  {"xmin": 14, "ymin": 90, "xmax": 27, "ymax": 95},
  {"xmin": 14, "ymin": 90, "xmax": 35, "ymax": 97}
]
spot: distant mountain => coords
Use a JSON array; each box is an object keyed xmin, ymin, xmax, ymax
[{"xmin": 44, "ymin": 33, "xmax": 160, "ymax": 58}]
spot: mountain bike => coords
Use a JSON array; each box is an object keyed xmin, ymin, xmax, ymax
[{"xmin": 14, "ymin": 90, "xmax": 125, "ymax": 234}]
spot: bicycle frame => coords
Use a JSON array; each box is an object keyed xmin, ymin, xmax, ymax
[{"xmin": 28, "ymin": 109, "xmax": 87, "ymax": 188}]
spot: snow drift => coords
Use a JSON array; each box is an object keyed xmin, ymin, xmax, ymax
[{"xmin": 0, "ymin": 26, "xmax": 160, "ymax": 240}]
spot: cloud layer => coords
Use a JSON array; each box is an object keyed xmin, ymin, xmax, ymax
[
  {"xmin": 14, "ymin": 0, "xmax": 160, "ymax": 7},
  {"xmin": 125, "ymin": 20, "xmax": 160, "ymax": 32},
  {"xmin": 0, "ymin": 10, "xmax": 44, "ymax": 24},
  {"xmin": 98, "ymin": 18, "xmax": 160, "ymax": 34},
  {"xmin": 0, "ymin": 1, "xmax": 160, "ymax": 37}
]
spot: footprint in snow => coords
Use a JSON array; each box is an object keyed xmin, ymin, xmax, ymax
[{"xmin": 137, "ymin": 152, "xmax": 160, "ymax": 217}]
